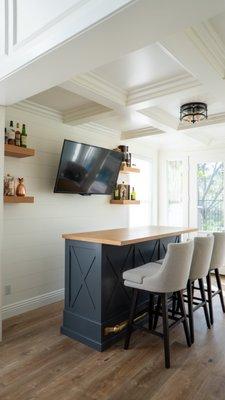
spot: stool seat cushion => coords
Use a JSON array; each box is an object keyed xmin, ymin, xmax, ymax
[
  {"xmin": 156, "ymin": 258, "xmax": 164, "ymax": 264},
  {"xmin": 123, "ymin": 262, "xmax": 161, "ymax": 284}
]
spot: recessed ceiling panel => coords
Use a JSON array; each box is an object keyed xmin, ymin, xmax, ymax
[
  {"xmin": 28, "ymin": 87, "xmax": 93, "ymax": 112},
  {"xmin": 94, "ymin": 43, "xmax": 186, "ymax": 90}
]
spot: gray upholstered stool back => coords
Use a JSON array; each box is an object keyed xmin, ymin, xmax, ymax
[
  {"xmin": 210, "ymin": 232, "xmax": 225, "ymax": 270},
  {"xmin": 189, "ymin": 236, "xmax": 214, "ymax": 281},
  {"xmin": 142, "ymin": 241, "xmax": 194, "ymax": 293},
  {"xmin": 160, "ymin": 241, "xmax": 194, "ymax": 292}
]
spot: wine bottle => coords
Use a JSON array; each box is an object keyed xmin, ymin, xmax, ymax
[
  {"xmin": 21, "ymin": 124, "xmax": 27, "ymax": 148},
  {"xmin": 8, "ymin": 121, "xmax": 15, "ymax": 145},
  {"xmin": 131, "ymin": 187, "xmax": 136, "ymax": 201},
  {"xmin": 15, "ymin": 123, "xmax": 21, "ymax": 146}
]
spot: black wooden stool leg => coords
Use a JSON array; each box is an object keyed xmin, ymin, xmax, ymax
[
  {"xmin": 172, "ymin": 293, "xmax": 176, "ymax": 318},
  {"xmin": 177, "ymin": 290, "xmax": 191, "ymax": 348},
  {"xmin": 149, "ymin": 293, "xmax": 154, "ymax": 330},
  {"xmin": 161, "ymin": 293, "xmax": 170, "ymax": 369},
  {"xmin": 206, "ymin": 272, "xmax": 214, "ymax": 325},
  {"xmin": 215, "ymin": 268, "xmax": 225, "ymax": 313},
  {"xmin": 153, "ymin": 295, "xmax": 161, "ymax": 330},
  {"xmin": 187, "ymin": 279, "xmax": 194, "ymax": 344},
  {"xmin": 124, "ymin": 289, "xmax": 138, "ymax": 350},
  {"xmin": 198, "ymin": 278, "xmax": 211, "ymax": 329}
]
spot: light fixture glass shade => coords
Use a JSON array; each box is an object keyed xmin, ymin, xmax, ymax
[{"xmin": 180, "ymin": 102, "xmax": 207, "ymax": 124}]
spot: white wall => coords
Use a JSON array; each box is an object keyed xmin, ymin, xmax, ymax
[
  {"xmin": 0, "ymin": 107, "xmax": 5, "ymax": 338},
  {"xmin": 3, "ymin": 104, "xmax": 157, "ymax": 318}
]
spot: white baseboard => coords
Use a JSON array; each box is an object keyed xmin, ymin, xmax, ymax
[{"xmin": 2, "ymin": 288, "xmax": 64, "ymax": 320}]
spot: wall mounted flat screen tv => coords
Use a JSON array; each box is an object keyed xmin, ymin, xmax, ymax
[{"xmin": 54, "ymin": 140, "xmax": 123, "ymax": 195}]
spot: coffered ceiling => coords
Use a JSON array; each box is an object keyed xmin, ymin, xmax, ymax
[
  {"xmin": 26, "ymin": 3, "xmax": 225, "ymax": 150},
  {"xmin": 93, "ymin": 43, "xmax": 186, "ymax": 90}
]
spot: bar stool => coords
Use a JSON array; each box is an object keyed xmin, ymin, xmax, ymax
[
  {"xmin": 206, "ymin": 232, "xmax": 225, "ymax": 324},
  {"xmin": 123, "ymin": 240, "xmax": 194, "ymax": 368},
  {"xmin": 187, "ymin": 236, "xmax": 214, "ymax": 344}
]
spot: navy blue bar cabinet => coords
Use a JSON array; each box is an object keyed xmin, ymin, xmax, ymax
[{"xmin": 61, "ymin": 226, "xmax": 195, "ymax": 351}]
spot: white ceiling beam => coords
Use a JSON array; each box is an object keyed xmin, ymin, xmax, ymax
[
  {"xmin": 59, "ymin": 72, "xmax": 127, "ymax": 111},
  {"xmin": 127, "ymin": 74, "xmax": 201, "ymax": 110},
  {"xmin": 186, "ymin": 21, "xmax": 225, "ymax": 79},
  {"xmin": 121, "ymin": 126, "xmax": 164, "ymax": 140},
  {"xmin": 140, "ymin": 106, "xmax": 179, "ymax": 131},
  {"xmin": 63, "ymin": 103, "xmax": 116, "ymax": 126}
]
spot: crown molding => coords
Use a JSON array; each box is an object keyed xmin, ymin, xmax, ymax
[
  {"xmin": 7, "ymin": 99, "xmax": 120, "ymax": 137},
  {"xmin": 121, "ymin": 126, "xmax": 164, "ymax": 140},
  {"xmin": 8, "ymin": 100, "xmax": 62, "ymax": 121},
  {"xmin": 79, "ymin": 122, "xmax": 120, "ymax": 137},
  {"xmin": 186, "ymin": 21, "xmax": 225, "ymax": 79},
  {"xmin": 67, "ymin": 72, "xmax": 127, "ymax": 107},
  {"xmin": 63, "ymin": 103, "xmax": 116, "ymax": 125},
  {"xmin": 127, "ymin": 73, "xmax": 200, "ymax": 106}
]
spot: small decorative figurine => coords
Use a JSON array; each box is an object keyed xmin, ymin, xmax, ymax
[
  {"xmin": 16, "ymin": 177, "xmax": 26, "ymax": 197},
  {"xmin": 4, "ymin": 174, "xmax": 15, "ymax": 196}
]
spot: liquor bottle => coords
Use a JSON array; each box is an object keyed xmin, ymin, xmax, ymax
[
  {"xmin": 5, "ymin": 128, "xmax": 8, "ymax": 144},
  {"xmin": 120, "ymin": 181, "xmax": 127, "ymax": 200},
  {"xmin": 21, "ymin": 124, "xmax": 27, "ymax": 148},
  {"xmin": 15, "ymin": 123, "xmax": 21, "ymax": 146},
  {"xmin": 131, "ymin": 187, "xmax": 136, "ymax": 201},
  {"xmin": 8, "ymin": 121, "xmax": 15, "ymax": 145},
  {"xmin": 114, "ymin": 185, "xmax": 120, "ymax": 200}
]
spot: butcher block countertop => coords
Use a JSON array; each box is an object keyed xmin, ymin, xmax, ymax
[{"xmin": 62, "ymin": 226, "xmax": 197, "ymax": 246}]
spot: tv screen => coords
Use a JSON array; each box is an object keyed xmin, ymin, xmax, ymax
[{"xmin": 54, "ymin": 140, "xmax": 122, "ymax": 195}]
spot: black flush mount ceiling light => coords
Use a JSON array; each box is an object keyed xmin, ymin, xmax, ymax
[{"xmin": 180, "ymin": 102, "xmax": 208, "ymax": 124}]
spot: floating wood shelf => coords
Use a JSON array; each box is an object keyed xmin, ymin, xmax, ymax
[
  {"xmin": 5, "ymin": 144, "xmax": 35, "ymax": 158},
  {"xmin": 110, "ymin": 199, "xmax": 140, "ymax": 205},
  {"xmin": 4, "ymin": 196, "xmax": 34, "ymax": 204},
  {"xmin": 120, "ymin": 165, "xmax": 140, "ymax": 174}
]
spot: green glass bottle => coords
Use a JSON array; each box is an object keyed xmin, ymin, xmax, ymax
[
  {"xmin": 21, "ymin": 124, "xmax": 27, "ymax": 148},
  {"xmin": 131, "ymin": 187, "xmax": 136, "ymax": 201}
]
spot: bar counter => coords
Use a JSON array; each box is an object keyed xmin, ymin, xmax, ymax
[
  {"xmin": 61, "ymin": 226, "xmax": 197, "ymax": 350},
  {"xmin": 62, "ymin": 226, "xmax": 196, "ymax": 246}
]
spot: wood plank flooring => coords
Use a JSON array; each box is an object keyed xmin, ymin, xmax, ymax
[{"xmin": 1, "ymin": 288, "xmax": 225, "ymax": 400}]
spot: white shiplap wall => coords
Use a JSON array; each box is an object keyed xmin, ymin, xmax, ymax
[
  {"xmin": 0, "ymin": 107, "xmax": 6, "ymax": 335},
  {"xmin": 3, "ymin": 104, "xmax": 157, "ymax": 318}
]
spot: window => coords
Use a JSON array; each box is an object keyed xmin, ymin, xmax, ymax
[
  {"xmin": 197, "ymin": 162, "xmax": 224, "ymax": 231},
  {"xmin": 167, "ymin": 160, "xmax": 183, "ymax": 226}
]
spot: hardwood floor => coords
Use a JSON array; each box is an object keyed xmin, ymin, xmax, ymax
[{"xmin": 1, "ymin": 285, "xmax": 225, "ymax": 400}]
